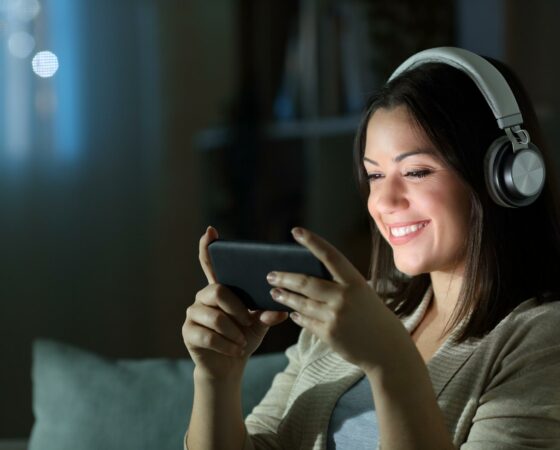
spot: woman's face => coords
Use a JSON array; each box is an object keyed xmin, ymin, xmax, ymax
[{"xmin": 364, "ymin": 105, "xmax": 471, "ymax": 276}]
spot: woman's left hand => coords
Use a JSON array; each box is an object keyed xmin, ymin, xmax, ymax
[{"xmin": 267, "ymin": 227, "xmax": 410, "ymax": 375}]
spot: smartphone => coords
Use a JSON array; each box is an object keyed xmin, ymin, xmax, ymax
[{"xmin": 208, "ymin": 239, "xmax": 332, "ymax": 311}]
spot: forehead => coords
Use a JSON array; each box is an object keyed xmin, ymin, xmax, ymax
[{"xmin": 364, "ymin": 106, "xmax": 434, "ymax": 160}]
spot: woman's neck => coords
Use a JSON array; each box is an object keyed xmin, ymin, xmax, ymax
[{"xmin": 429, "ymin": 270, "xmax": 464, "ymax": 323}]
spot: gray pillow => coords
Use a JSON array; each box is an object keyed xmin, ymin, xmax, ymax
[{"xmin": 29, "ymin": 339, "xmax": 287, "ymax": 450}]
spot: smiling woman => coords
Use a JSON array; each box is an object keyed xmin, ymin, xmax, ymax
[
  {"xmin": 354, "ymin": 50, "xmax": 560, "ymax": 344},
  {"xmin": 182, "ymin": 47, "xmax": 560, "ymax": 450},
  {"xmin": 363, "ymin": 105, "xmax": 472, "ymax": 278}
]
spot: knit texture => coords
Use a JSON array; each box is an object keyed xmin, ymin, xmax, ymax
[{"xmin": 242, "ymin": 288, "xmax": 560, "ymax": 449}]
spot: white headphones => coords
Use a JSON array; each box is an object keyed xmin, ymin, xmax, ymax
[{"xmin": 389, "ymin": 47, "xmax": 545, "ymax": 208}]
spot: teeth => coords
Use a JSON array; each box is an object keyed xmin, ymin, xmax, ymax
[{"xmin": 390, "ymin": 222, "xmax": 427, "ymax": 237}]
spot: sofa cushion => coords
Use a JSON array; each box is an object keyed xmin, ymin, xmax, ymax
[{"xmin": 29, "ymin": 339, "xmax": 287, "ymax": 450}]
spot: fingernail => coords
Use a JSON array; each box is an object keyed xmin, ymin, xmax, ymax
[
  {"xmin": 270, "ymin": 288, "xmax": 283, "ymax": 301},
  {"xmin": 291, "ymin": 227, "xmax": 304, "ymax": 240},
  {"xmin": 267, "ymin": 272, "xmax": 277, "ymax": 283}
]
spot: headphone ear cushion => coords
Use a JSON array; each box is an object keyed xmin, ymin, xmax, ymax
[{"xmin": 484, "ymin": 136, "xmax": 545, "ymax": 208}]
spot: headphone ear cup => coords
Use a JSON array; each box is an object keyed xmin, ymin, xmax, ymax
[{"xmin": 484, "ymin": 136, "xmax": 546, "ymax": 208}]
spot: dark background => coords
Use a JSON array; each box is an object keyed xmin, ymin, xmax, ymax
[{"xmin": 1, "ymin": 0, "xmax": 559, "ymax": 439}]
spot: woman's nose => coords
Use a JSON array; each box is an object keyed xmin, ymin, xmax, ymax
[{"xmin": 369, "ymin": 176, "xmax": 409, "ymax": 214}]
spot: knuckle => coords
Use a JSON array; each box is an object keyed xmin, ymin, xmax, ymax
[
  {"xmin": 181, "ymin": 322, "xmax": 189, "ymax": 339},
  {"xmin": 185, "ymin": 305, "xmax": 193, "ymax": 319},
  {"xmin": 182, "ymin": 323, "xmax": 199, "ymax": 347},
  {"xmin": 214, "ymin": 283, "xmax": 227, "ymax": 298},
  {"xmin": 324, "ymin": 309, "xmax": 342, "ymax": 335},
  {"xmin": 302, "ymin": 300, "xmax": 315, "ymax": 316},
  {"xmin": 209, "ymin": 310, "xmax": 226, "ymax": 329},
  {"xmin": 334, "ymin": 287, "xmax": 351, "ymax": 308},
  {"xmin": 200, "ymin": 331, "xmax": 215, "ymax": 348},
  {"xmin": 296, "ymin": 275, "xmax": 310, "ymax": 290},
  {"xmin": 195, "ymin": 285, "xmax": 214, "ymax": 303},
  {"xmin": 331, "ymin": 295, "xmax": 345, "ymax": 313}
]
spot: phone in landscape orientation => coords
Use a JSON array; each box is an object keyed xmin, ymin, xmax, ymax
[{"xmin": 208, "ymin": 239, "xmax": 332, "ymax": 312}]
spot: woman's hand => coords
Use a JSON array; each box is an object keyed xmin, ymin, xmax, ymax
[
  {"xmin": 182, "ymin": 227, "xmax": 289, "ymax": 381},
  {"xmin": 267, "ymin": 227, "xmax": 410, "ymax": 376}
]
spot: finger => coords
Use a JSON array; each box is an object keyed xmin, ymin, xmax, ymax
[
  {"xmin": 184, "ymin": 322, "xmax": 245, "ymax": 357},
  {"xmin": 289, "ymin": 311, "xmax": 321, "ymax": 331},
  {"xmin": 199, "ymin": 226, "xmax": 219, "ymax": 284},
  {"xmin": 187, "ymin": 304, "xmax": 247, "ymax": 346},
  {"xmin": 196, "ymin": 284, "xmax": 253, "ymax": 327},
  {"xmin": 258, "ymin": 310, "xmax": 289, "ymax": 326},
  {"xmin": 270, "ymin": 288, "xmax": 330, "ymax": 322},
  {"xmin": 291, "ymin": 227, "xmax": 363, "ymax": 284},
  {"xmin": 267, "ymin": 270, "xmax": 334, "ymax": 301}
]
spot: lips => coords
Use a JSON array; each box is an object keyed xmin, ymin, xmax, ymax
[{"xmin": 386, "ymin": 220, "xmax": 430, "ymax": 245}]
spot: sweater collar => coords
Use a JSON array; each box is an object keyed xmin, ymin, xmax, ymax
[
  {"xmin": 402, "ymin": 285, "xmax": 481, "ymax": 397},
  {"xmin": 321, "ymin": 285, "xmax": 481, "ymax": 398}
]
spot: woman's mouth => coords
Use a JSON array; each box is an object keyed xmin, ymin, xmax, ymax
[{"xmin": 387, "ymin": 221, "xmax": 430, "ymax": 245}]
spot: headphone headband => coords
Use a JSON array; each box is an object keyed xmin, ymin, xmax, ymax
[
  {"xmin": 387, "ymin": 46, "xmax": 545, "ymax": 208},
  {"xmin": 389, "ymin": 47, "xmax": 523, "ymax": 130}
]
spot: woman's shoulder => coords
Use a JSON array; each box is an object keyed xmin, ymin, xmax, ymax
[
  {"xmin": 488, "ymin": 297, "xmax": 560, "ymax": 347},
  {"xmin": 507, "ymin": 296, "xmax": 560, "ymax": 325}
]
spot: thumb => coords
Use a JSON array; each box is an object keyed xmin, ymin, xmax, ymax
[
  {"xmin": 246, "ymin": 311, "xmax": 288, "ymax": 337},
  {"xmin": 258, "ymin": 310, "xmax": 290, "ymax": 326}
]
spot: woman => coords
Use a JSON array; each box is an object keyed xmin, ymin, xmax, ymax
[{"xmin": 182, "ymin": 47, "xmax": 560, "ymax": 449}]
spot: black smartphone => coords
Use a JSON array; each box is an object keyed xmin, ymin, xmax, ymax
[{"xmin": 208, "ymin": 239, "xmax": 332, "ymax": 311}]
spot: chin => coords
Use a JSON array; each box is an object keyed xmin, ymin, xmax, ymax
[
  {"xmin": 397, "ymin": 267, "xmax": 425, "ymax": 277},
  {"xmin": 393, "ymin": 257, "xmax": 429, "ymax": 277}
]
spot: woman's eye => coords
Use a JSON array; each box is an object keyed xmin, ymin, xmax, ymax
[
  {"xmin": 405, "ymin": 169, "xmax": 433, "ymax": 179},
  {"xmin": 366, "ymin": 173, "xmax": 384, "ymax": 183}
]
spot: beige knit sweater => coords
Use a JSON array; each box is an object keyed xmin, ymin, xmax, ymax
[{"xmin": 242, "ymin": 288, "xmax": 560, "ymax": 449}]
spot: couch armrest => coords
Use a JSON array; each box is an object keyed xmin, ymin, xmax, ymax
[{"xmin": 0, "ymin": 439, "xmax": 28, "ymax": 450}]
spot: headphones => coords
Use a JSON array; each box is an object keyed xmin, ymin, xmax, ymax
[{"xmin": 388, "ymin": 47, "xmax": 545, "ymax": 208}]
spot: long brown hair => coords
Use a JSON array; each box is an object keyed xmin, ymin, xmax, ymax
[{"xmin": 354, "ymin": 59, "xmax": 560, "ymax": 342}]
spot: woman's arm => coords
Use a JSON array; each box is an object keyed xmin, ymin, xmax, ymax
[
  {"xmin": 186, "ymin": 369, "xmax": 248, "ymax": 450},
  {"xmin": 365, "ymin": 335, "xmax": 455, "ymax": 450},
  {"xmin": 268, "ymin": 227, "xmax": 455, "ymax": 450},
  {"xmin": 183, "ymin": 227, "xmax": 287, "ymax": 450},
  {"xmin": 186, "ymin": 326, "xmax": 310, "ymax": 450},
  {"xmin": 460, "ymin": 303, "xmax": 560, "ymax": 449}
]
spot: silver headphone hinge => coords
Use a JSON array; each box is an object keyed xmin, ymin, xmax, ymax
[{"xmin": 505, "ymin": 126, "xmax": 531, "ymax": 153}]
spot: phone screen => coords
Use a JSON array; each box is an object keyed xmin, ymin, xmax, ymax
[{"xmin": 208, "ymin": 240, "xmax": 331, "ymax": 311}]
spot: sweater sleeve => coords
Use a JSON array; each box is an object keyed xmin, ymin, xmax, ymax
[
  {"xmin": 243, "ymin": 328, "xmax": 317, "ymax": 450},
  {"xmin": 183, "ymin": 329, "xmax": 317, "ymax": 450},
  {"xmin": 461, "ymin": 303, "xmax": 560, "ymax": 450}
]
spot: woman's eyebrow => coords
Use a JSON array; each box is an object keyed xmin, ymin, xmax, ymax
[{"xmin": 363, "ymin": 149, "xmax": 435, "ymax": 166}]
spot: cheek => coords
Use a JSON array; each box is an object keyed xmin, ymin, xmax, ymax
[
  {"xmin": 367, "ymin": 195, "xmax": 382, "ymax": 227},
  {"xmin": 368, "ymin": 198, "xmax": 392, "ymax": 245},
  {"xmin": 367, "ymin": 194, "xmax": 375, "ymax": 218}
]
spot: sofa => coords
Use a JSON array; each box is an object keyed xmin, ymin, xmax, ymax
[{"xmin": 18, "ymin": 339, "xmax": 288, "ymax": 450}]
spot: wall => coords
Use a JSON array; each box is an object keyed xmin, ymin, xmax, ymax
[{"xmin": 0, "ymin": 0, "xmax": 238, "ymax": 438}]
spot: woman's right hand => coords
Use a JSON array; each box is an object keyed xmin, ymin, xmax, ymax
[{"xmin": 182, "ymin": 226, "xmax": 289, "ymax": 381}]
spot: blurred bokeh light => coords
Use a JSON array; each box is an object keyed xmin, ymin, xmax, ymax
[
  {"xmin": 7, "ymin": 30, "xmax": 34, "ymax": 58},
  {"xmin": 31, "ymin": 50, "xmax": 58, "ymax": 77}
]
